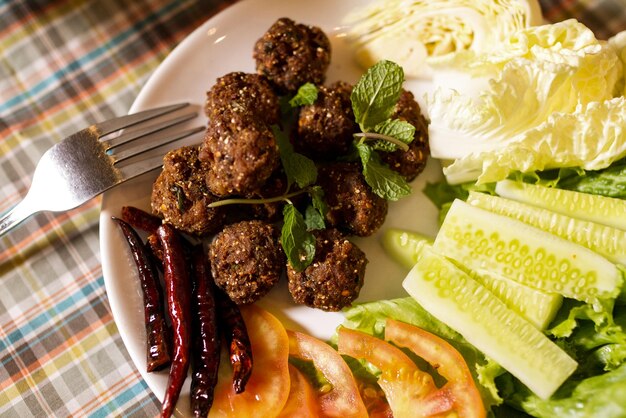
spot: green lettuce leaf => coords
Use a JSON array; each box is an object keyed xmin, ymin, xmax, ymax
[{"xmin": 501, "ymin": 363, "xmax": 626, "ymax": 418}]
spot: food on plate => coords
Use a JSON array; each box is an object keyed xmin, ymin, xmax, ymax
[
  {"xmin": 253, "ymin": 17, "xmax": 331, "ymax": 94},
  {"xmin": 294, "ymin": 81, "xmax": 358, "ymax": 159},
  {"xmin": 116, "ymin": 11, "xmax": 441, "ymax": 416},
  {"xmin": 121, "ymin": 205, "xmax": 162, "ymax": 234},
  {"xmin": 210, "ymin": 305, "xmax": 290, "ymax": 418},
  {"xmin": 426, "ymin": 19, "xmax": 626, "ymax": 184},
  {"xmin": 338, "ymin": 326, "xmax": 455, "ymax": 417},
  {"xmin": 317, "ymin": 162, "xmax": 388, "ymax": 237},
  {"xmin": 467, "ymin": 190, "xmax": 626, "ymax": 264},
  {"xmin": 278, "ymin": 365, "xmax": 318, "ymax": 418},
  {"xmin": 382, "ymin": 229, "xmax": 563, "ymax": 330},
  {"xmin": 151, "ymin": 146, "xmax": 226, "ymax": 235},
  {"xmin": 286, "ymin": 330, "xmax": 368, "ymax": 417},
  {"xmin": 287, "ymin": 227, "xmax": 367, "ymax": 311},
  {"xmin": 344, "ymin": 0, "xmax": 542, "ymax": 78},
  {"xmin": 113, "ymin": 217, "xmax": 170, "ymax": 372},
  {"xmin": 214, "ymin": 285, "xmax": 253, "ymax": 394},
  {"xmin": 434, "ymin": 199, "xmax": 622, "ymax": 303},
  {"xmin": 204, "ymin": 71, "xmax": 281, "ymax": 125},
  {"xmin": 157, "ymin": 224, "xmax": 193, "ymax": 418},
  {"xmin": 189, "ymin": 245, "xmax": 220, "ymax": 417},
  {"xmin": 495, "ymin": 179, "xmax": 626, "ymax": 231},
  {"xmin": 403, "ymin": 248, "xmax": 578, "ymax": 400},
  {"xmin": 209, "ymin": 220, "xmax": 285, "ymax": 305},
  {"xmin": 201, "ymin": 109, "xmax": 281, "ymax": 197},
  {"xmin": 385, "ymin": 318, "xmax": 486, "ymax": 418}
]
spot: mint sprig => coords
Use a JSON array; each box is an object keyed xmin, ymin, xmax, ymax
[
  {"xmin": 272, "ymin": 125, "xmax": 317, "ymax": 190},
  {"xmin": 281, "ymin": 204, "xmax": 316, "ymax": 272},
  {"xmin": 356, "ymin": 142, "xmax": 411, "ymax": 201},
  {"xmin": 351, "ymin": 60, "xmax": 413, "ymax": 199},
  {"xmin": 289, "ymin": 82, "xmax": 319, "ymax": 107},
  {"xmin": 371, "ymin": 119, "xmax": 415, "ymax": 152},
  {"xmin": 351, "ymin": 60, "xmax": 404, "ymax": 131}
]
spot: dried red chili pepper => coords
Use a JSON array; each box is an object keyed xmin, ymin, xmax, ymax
[
  {"xmin": 215, "ymin": 287, "xmax": 253, "ymax": 394},
  {"xmin": 189, "ymin": 245, "xmax": 220, "ymax": 417},
  {"xmin": 158, "ymin": 224, "xmax": 192, "ymax": 418},
  {"xmin": 146, "ymin": 233, "xmax": 164, "ymax": 265},
  {"xmin": 112, "ymin": 217, "xmax": 170, "ymax": 372},
  {"xmin": 122, "ymin": 205, "xmax": 162, "ymax": 234}
]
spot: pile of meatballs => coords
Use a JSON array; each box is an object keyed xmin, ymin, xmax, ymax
[{"xmin": 150, "ymin": 18, "xmax": 429, "ymax": 312}]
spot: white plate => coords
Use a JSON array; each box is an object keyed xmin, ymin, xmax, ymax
[{"xmin": 99, "ymin": 0, "xmax": 442, "ymax": 415}]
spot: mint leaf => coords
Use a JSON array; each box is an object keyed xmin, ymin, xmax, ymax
[
  {"xmin": 304, "ymin": 204, "xmax": 325, "ymax": 230},
  {"xmin": 289, "ymin": 82, "xmax": 319, "ymax": 107},
  {"xmin": 281, "ymin": 204, "xmax": 316, "ymax": 271},
  {"xmin": 372, "ymin": 119, "xmax": 415, "ymax": 152},
  {"xmin": 351, "ymin": 60, "xmax": 404, "ymax": 131},
  {"xmin": 356, "ymin": 142, "xmax": 411, "ymax": 201},
  {"xmin": 305, "ymin": 185, "xmax": 327, "ymax": 231},
  {"xmin": 309, "ymin": 185, "xmax": 328, "ymax": 217},
  {"xmin": 272, "ymin": 125, "xmax": 318, "ymax": 189}
]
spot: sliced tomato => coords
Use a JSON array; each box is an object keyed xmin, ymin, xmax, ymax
[
  {"xmin": 210, "ymin": 305, "xmax": 290, "ymax": 418},
  {"xmin": 278, "ymin": 364, "xmax": 319, "ymax": 418},
  {"xmin": 354, "ymin": 378, "xmax": 393, "ymax": 418},
  {"xmin": 385, "ymin": 319, "xmax": 486, "ymax": 418},
  {"xmin": 337, "ymin": 326, "xmax": 455, "ymax": 418},
  {"xmin": 287, "ymin": 330, "xmax": 368, "ymax": 418}
]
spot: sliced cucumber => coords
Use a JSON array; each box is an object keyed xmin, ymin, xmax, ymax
[
  {"xmin": 403, "ymin": 248, "xmax": 578, "ymax": 399},
  {"xmin": 381, "ymin": 229, "xmax": 433, "ymax": 269},
  {"xmin": 468, "ymin": 269, "xmax": 561, "ymax": 330},
  {"xmin": 468, "ymin": 191, "xmax": 626, "ymax": 265},
  {"xmin": 496, "ymin": 179, "xmax": 626, "ymax": 231},
  {"xmin": 434, "ymin": 200, "xmax": 622, "ymax": 303},
  {"xmin": 383, "ymin": 227, "xmax": 562, "ymax": 329}
]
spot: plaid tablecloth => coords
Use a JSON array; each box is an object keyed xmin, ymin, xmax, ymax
[{"xmin": 0, "ymin": 0, "xmax": 624, "ymax": 417}]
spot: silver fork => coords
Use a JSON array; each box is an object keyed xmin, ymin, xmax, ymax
[{"xmin": 0, "ymin": 103, "xmax": 204, "ymax": 237}]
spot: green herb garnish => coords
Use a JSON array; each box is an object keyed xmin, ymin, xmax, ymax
[
  {"xmin": 351, "ymin": 60, "xmax": 412, "ymax": 199},
  {"xmin": 356, "ymin": 142, "xmax": 411, "ymax": 201},
  {"xmin": 351, "ymin": 60, "xmax": 404, "ymax": 131},
  {"xmin": 289, "ymin": 82, "xmax": 319, "ymax": 107},
  {"xmin": 281, "ymin": 203, "xmax": 316, "ymax": 272},
  {"xmin": 273, "ymin": 125, "xmax": 317, "ymax": 190}
]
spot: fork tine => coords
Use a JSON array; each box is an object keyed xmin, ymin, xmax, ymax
[
  {"xmin": 104, "ymin": 110, "xmax": 198, "ymax": 149},
  {"xmin": 112, "ymin": 126, "xmax": 204, "ymax": 163},
  {"xmin": 116, "ymin": 140, "xmax": 202, "ymax": 182},
  {"xmin": 95, "ymin": 103, "xmax": 190, "ymax": 136}
]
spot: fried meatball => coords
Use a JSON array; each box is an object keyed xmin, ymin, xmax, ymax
[
  {"xmin": 151, "ymin": 146, "xmax": 225, "ymax": 236},
  {"xmin": 200, "ymin": 110, "xmax": 280, "ymax": 196},
  {"xmin": 287, "ymin": 228, "xmax": 367, "ymax": 311},
  {"xmin": 317, "ymin": 162, "xmax": 388, "ymax": 237},
  {"xmin": 205, "ymin": 72, "xmax": 280, "ymax": 125},
  {"xmin": 209, "ymin": 220, "xmax": 285, "ymax": 305},
  {"xmin": 294, "ymin": 81, "xmax": 358, "ymax": 159},
  {"xmin": 253, "ymin": 17, "xmax": 331, "ymax": 94},
  {"xmin": 379, "ymin": 89, "xmax": 430, "ymax": 181}
]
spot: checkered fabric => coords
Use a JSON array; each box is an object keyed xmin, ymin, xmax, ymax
[
  {"xmin": 0, "ymin": 1, "xmax": 234, "ymax": 416},
  {"xmin": 0, "ymin": 0, "xmax": 624, "ymax": 417}
]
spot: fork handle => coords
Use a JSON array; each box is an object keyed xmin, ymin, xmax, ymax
[{"xmin": 0, "ymin": 198, "xmax": 36, "ymax": 238}]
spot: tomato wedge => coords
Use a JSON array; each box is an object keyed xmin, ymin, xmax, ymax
[
  {"xmin": 209, "ymin": 305, "xmax": 290, "ymax": 418},
  {"xmin": 278, "ymin": 364, "xmax": 319, "ymax": 418},
  {"xmin": 287, "ymin": 330, "xmax": 368, "ymax": 418},
  {"xmin": 337, "ymin": 326, "xmax": 454, "ymax": 418},
  {"xmin": 385, "ymin": 319, "xmax": 486, "ymax": 418}
]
